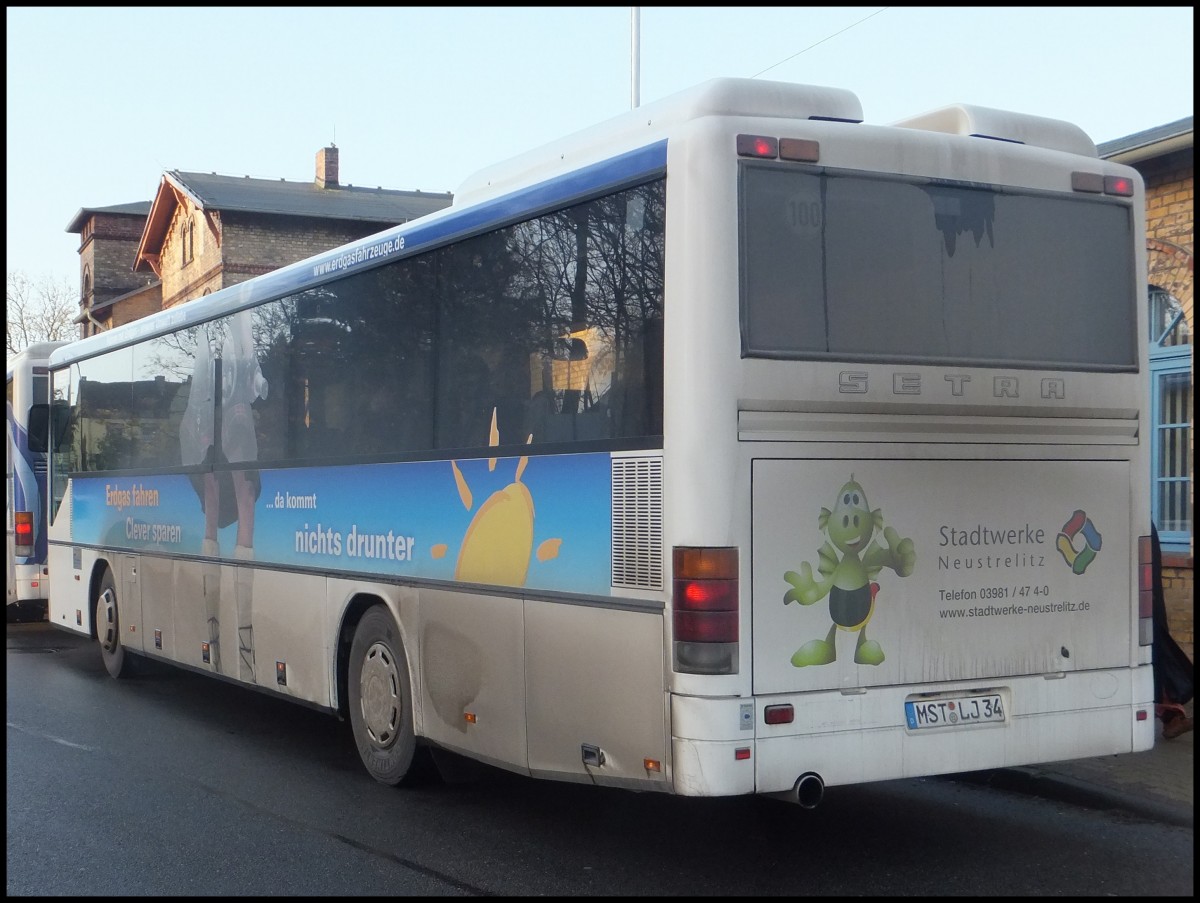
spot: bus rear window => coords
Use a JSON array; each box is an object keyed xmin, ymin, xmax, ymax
[{"xmin": 739, "ymin": 164, "xmax": 1138, "ymax": 370}]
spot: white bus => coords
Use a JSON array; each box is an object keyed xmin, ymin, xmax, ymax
[
  {"xmin": 40, "ymin": 78, "xmax": 1154, "ymax": 805},
  {"xmin": 7, "ymin": 340, "xmax": 68, "ymax": 620}
]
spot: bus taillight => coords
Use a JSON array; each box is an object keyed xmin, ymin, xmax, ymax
[
  {"xmin": 1104, "ymin": 175, "xmax": 1134, "ymax": 197},
  {"xmin": 672, "ymin": 546, "xmax": 739, "ymax": 674},
  {"xmin": 1071, "ymin": 171, "xmax": 1136, "ymax": 197},
  {"xmin": 1137, "ymin": 535, "xmax": 1153, "ymax": 646},
  {"xmin": 736, "ymin": 134, "xmax": 778, "ymax": 159},
  {"xmin": 15, "ymin": 511, "xmax": 34, "ymax": 557}
]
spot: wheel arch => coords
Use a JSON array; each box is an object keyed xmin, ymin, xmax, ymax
[
  {"xmin": 335, "ymin": 591, "xmax": 408, "ymax": 718},
  {"xmin": 87, "ymin": 555, "xmax": 117, "ymax": 641}
]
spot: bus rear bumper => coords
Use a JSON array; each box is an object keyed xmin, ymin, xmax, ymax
[
  {"xmin": 752, "ymin": 670, "xmax": 1155, "ymax": 794},
  {"xmin": 671, "ymin": 667, "xmax": 1154, "ymax": 797}
]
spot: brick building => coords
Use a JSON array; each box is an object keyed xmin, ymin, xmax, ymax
[
  {"xmin": 1100, "ymin": 117, "xmax": 1194, "ymax": 661},
  {"xmin": 134, "ymin": 145, "xmax": 451, "ymax": 309},
  {"xmin": 66, "ymin": 146, "xmax": 452, "ymax": 329},
  {"xmin": 64, "ymin": 201, "xmax": 161, "ymax": 335}
]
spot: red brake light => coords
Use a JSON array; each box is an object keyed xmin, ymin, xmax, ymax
[
  {"xmin": 1104, "ymin": 175, "xmax": 1134, "ymax": 197},
  {"xmin": 15, "ymin": 511, "xmax": 34, "ymax": 556},
  {"xmin": 678, "ymin": 578, "xmax": 738, "ymax": 610},
  {"xmin": 673, "ymin": 547, "xmax": 739, "ymax": 674},
  {"xmin": 736, "ymin": 134, "xmax": 778, "ymax": 159}
]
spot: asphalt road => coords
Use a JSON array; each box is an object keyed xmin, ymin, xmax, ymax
[{"xmin": 7, "ymin": 620, "xmax": 1194, "ymax": 896}]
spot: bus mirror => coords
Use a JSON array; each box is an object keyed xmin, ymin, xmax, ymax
[
  {"xmin": 27, "ymin": 404, "xmax": 50, "ymax": 454},
  {"xmin": 50, "ymin": 401, "xmax": 73, "ymax": 452},
  {"xmin": 29, "ymin": 401, "xmax": 73, "ymax": 454}
]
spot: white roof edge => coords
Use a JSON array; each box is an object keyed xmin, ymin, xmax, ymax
[{"xmin": 453, "ymin": 77, "xmax": 863, "ymax": 206}]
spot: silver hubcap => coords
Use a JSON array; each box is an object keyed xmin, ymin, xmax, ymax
[
  {"xmin": 98, "ymin": 588, "xmax": 118, "ymax": 653},
  {"xmin": 359, "ymin": 641, "xmax": 400, "ymax": 750}
]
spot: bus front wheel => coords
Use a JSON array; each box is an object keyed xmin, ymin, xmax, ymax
[
  {"xmin": 96, "ymin": 568, "xmax": 130, "ymax": 679},
  {"xmin": 348, "ymin": 605, "xmax": 417, "ymax": 785}
]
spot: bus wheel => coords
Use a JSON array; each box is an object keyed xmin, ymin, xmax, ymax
[
  {"xmin": 348, "ymin": 605, "xmax": 417, "ymax": 785},
  {"xmin": 96, "ymin": 568, "xmax": 129, "ymax": 679}
]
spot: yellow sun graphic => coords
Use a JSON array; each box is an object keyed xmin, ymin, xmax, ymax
[{"xmin": 429, "ymin": 408, "xmax": 561, "ymax": 586}]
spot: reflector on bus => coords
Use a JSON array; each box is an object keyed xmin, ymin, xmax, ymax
[{"xmin": 779, "ymin": 137, "xmax": 820, "ymax": 163}]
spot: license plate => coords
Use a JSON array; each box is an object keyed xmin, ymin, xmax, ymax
[{"xmin": 905, "ymin": 693, "xmax": 1005, "ymax": 730}]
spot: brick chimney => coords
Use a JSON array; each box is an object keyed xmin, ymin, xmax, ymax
[{"xmin": 316, "ymin": 145, "xmax": 339, "ymax": 189}]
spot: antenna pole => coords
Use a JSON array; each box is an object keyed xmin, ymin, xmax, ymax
[{"xmin": 631, "ymin": 7, "xmax": 640, "ymax": 109}]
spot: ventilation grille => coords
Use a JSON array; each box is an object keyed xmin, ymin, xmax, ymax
[{"xmin": 611, "ymin": 456, "xmax": 664, "ymax": 590}]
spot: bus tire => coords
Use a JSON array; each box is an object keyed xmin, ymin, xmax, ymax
[
  {"xmin": 348, "ymin": 605, "xmax": 417, "ymax": 786},
  {"xmin": 96, "ymin": 568, "xmax": 130, "ymax": 679}
]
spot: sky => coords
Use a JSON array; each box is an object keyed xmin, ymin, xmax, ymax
[{"xmin": 6, "ymin": 6, "xmax": 1194, "ymax": 291}]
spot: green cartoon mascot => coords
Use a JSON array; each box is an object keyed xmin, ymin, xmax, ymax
[{"xmin": 783, "ymin": 476, "xmax": 915, "ymax": 666}]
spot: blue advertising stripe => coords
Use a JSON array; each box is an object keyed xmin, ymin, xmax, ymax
[{"xmin": 69, "ymin": 451, "xmax": 615, "ymax": 597}]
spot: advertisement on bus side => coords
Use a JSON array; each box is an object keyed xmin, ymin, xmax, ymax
[
  {"xmin": 751, "ymin": 458, "xmax": 1132, "ymax": 692},
  {"xmin": 69, "ymin": 451, "xmax": 614, "ymax": 597}
]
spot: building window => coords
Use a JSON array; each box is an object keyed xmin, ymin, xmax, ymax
[
  {"xmin": 1148, "ymin": 286, "xmax": 1192, "ymax": 554},
  {"xmin": 181, "ymin": 216, "xmax": 195, "ymax": 266}
]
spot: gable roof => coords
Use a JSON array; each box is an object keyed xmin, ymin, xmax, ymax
[
  {"xmin": 134, "ymin": 168, "xmax": 453, "ymax": 275},
  {"xmin": 168, "ymin": 170, "xmax": 453, "ymax": 221}
]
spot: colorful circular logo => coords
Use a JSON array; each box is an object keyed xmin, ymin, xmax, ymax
[{"xmin": 1056, "ymin": 509, "xmax": 1102, "ymax": 574}]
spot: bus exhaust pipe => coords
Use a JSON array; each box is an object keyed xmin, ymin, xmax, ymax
[{"xmin": 794, "ymin": 772, "xmax": 825, "ymax": 809}]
